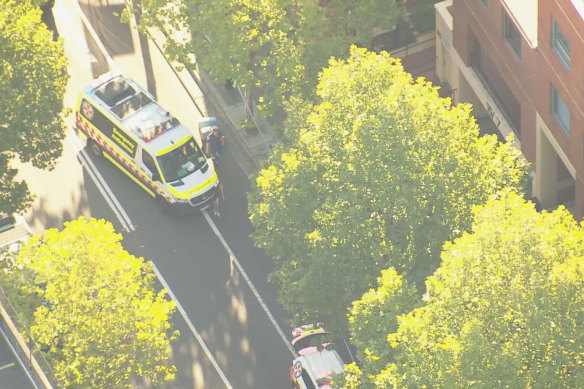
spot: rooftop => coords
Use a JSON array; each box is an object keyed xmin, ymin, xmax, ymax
[{"xmin": 86, "ymin": 73, "xmax": 179, "ymax": 143}]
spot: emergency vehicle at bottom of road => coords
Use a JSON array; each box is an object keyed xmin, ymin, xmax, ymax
[
  {"xmin": 75, "ymin": 71, "xmax": 219, "ymax": 211},
  {"xmin": 290, "ymin": 323, "xmax": 345, "ymax": 389}
]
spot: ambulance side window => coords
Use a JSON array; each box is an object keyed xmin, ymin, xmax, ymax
[{"xmin": 142, "ymin": 151, "xmax": 159, "ymax": 181}]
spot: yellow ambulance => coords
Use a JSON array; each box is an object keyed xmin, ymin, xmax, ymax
[{"xmin": 75, "ymin": 71, "xmax": 219, "ymax": 210}]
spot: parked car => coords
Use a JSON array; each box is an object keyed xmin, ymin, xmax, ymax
[{"xmin": 289, "ymin": 323, "xmax": 345, "ymax": 389}]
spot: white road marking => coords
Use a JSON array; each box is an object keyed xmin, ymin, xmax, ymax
[
  {"xmin": 0, "ymin": 362, "xmax": 15, "ymax": 372},
  {"xmin": 150, "ymin": 262, "xmax": 234, "ymax": 389},
  {"xmin": 71, "ymin": 2, "xmax": 238, "ymax": 385},
  {"xmin": 67, "ymin": 129, "xmax": 135, "ymax": 232},
  {"xmin": 73, "ymin": 3, "xmax": 295, "ymax": 385},
  {"xmin": 203, "ymin": 210, "xmax": 297, "ymax": 357}
]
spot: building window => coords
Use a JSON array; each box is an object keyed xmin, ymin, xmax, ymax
[
  {"xmin": 469, "ymin": 28, "xmax": 481, "ymax": 69},
  {"xmin": 552, "ymin": 20, "xmax": 570, "ymax": 69},
  {"xmin": 503, "ymin": 11, "xmax": 521, "ymax": 58},
  {"xmin": 551, "ymin": 85, "xmax": 570, "ymax": 135}
]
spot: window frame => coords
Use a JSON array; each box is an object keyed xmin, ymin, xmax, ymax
[
  {"xmin": 142, "ymin": 150, "xmax": 156, "ymax": 173},
  {"xmin": 503, "ymin": 11, "xmax": 521, "ymax": 59},
  {"xmin": 551, "ymin": 84, "xmax": 570, "ymax": 135},
  {"xmin": 551, "ymin": 19, "xmax": 570, "ymax": 69}
]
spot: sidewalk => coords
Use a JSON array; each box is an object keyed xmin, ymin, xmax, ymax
[
  {"xmin": 140, "ymin": 26, "xmax": 275, "ymax": 179},
  {"xmin": 146, "ymin": 27, "xmax": 441, "ymax": 181},
  {"xmin": 201, "ymin": 47, "xmax": 441, "ymax": 172},
  {"xmin": 186, "ymin": 65, "xmax": 275, "ymax": 177}
]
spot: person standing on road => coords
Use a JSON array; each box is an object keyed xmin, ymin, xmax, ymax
[{"xmin": 206, "ymin": 127, "xmax": 224, "ymax": 162}]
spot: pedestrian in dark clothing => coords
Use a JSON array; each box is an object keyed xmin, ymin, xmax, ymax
[{"xmin": 206, "ymin": 127, "xmax": 224, "ymax": 161}]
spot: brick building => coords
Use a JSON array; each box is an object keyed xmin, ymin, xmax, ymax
[{"xmin": 435, "ymin": 0, "xmax": 584, "ymax": 219}]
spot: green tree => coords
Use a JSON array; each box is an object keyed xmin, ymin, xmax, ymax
[
  {"xmin": 299, "ymin": 0, "xmax": 404, "ymax": 84},
  {"xmin": 248, "ymin": 47, "xmax": 528, "ymax": 332},
  {"xmin": 12, "ymin": 217, "xmax": 177, "ymax": 388},
  {"xmin": 379, "ymin": 192, "xmax": 584, "ymax": 388},
  {"xmin": 127, "ymin": 0, "xmax": 403, "ymax": 120},
  {"xmin": 0, "ymin": 0, "xmax": 68, "ymax": 213},
  {"xmin": 128, "ymin": 0, "xmax": 304, "ymax": 118},
  {"xmin": 338, "ymin": 267, "xmax": 418, "ymax": 388}
]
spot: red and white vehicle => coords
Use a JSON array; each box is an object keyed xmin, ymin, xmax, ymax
[{"xmin": 289, "ymin": 323, "xmax": 344, "ymax": 389}]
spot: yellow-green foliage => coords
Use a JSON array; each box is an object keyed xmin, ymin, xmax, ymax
[
  {"xmin": 129, "ymin": 0, "xmax": 405, "ymax": 118},
  {"xmin": 380, "ymin": 192, "xmax": 583, "ymax": 388},
  {"xmin": 15, "ymin": 217, "xmax": 177, "ymax": 388},
  {"xmin": 248, "ymin": 47, "xmax": 528, "ymax": 332},
  {"xmin": 0, "ymin": 0, "xmax": 68, "ymax": 213}
]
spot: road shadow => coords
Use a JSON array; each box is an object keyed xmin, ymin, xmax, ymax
[
  {"xmin": 78, "ymin": 0, "xmax": 158, "ymax": 97},
  {"xmin": 130, "ymin": 316, "xmax": 226, "ymax": 389},
  {"xmin": 133, "ymin": 8, "xmax": 157, "ymax": 97},
  {"xmin": 80, "ymin": 22, "xmax": 111, "ymax": 79},
  {"xmin": 78, "ymin": 2, "xmax": 134, "ymax": 57},
  {"xmin": 40, "ymin": 3, "xmax": 59, "ymax": 40}
]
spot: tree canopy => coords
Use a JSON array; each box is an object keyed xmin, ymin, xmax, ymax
[
  {"xmin": 127, "ymin": 0, "xmax": 403, "ymax": 118},
  {"xmin": 0, "ymin": 0, "xmax": 68, "ymax": 214},
  {"xmin": 248, "ymin": 47, "xmax": 528, "ymax": 331},
  {"xmin": 346, "ymin": 192, "xmax": 583, "ymax": 388},
  {"xmin": 6, "ymin": 217, "xmax": 177, "ymax": 388},
  {"xmin": 128, "ymin": 0, "xmax": 304, "ymax": 116},
  {"xmin": 299, "ymin": 0, "xmax": 404, "ymax": 83},
  {"xmin": 344, "ymin": 267, "xmax": 419, "ymax": 386}
]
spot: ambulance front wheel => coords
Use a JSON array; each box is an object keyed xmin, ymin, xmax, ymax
[{"xmin": 89, "ymin": 139, "xmax": 102, "ymax": 157}]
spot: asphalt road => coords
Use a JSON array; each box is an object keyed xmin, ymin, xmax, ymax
[
  {"xmin": 0, "ymin": 329, "xmax": 37, "ymax": 389},
  {"xmin": 16, "ymin": 1, "xmax": 294, "ymax": 388}
]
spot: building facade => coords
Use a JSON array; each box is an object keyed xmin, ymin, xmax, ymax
[{"xmin": 435, "ymin": 0, "xmax": 584, "ymax": 219}]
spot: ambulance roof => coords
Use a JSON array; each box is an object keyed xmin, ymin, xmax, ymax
[{"xmin": 83, "ymin": 71, "xmax": 192, "ymax": 151}]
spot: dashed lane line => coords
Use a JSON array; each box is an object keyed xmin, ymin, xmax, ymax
[
  {"xmin": 203, "ymin": 210, "xmax": 297, "ymax": 357},
  {"xmin": 150, "ymin": 261, "xmax": 234, "ymax": 389},
  {"xmin": 73, "ymin": 4, "xmax": 294, "ymax": 386}
]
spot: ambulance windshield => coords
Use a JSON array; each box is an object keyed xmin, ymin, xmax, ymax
[{"xmin": 157, "ymin": 138, "xmax": 207, "ymax": 183}]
